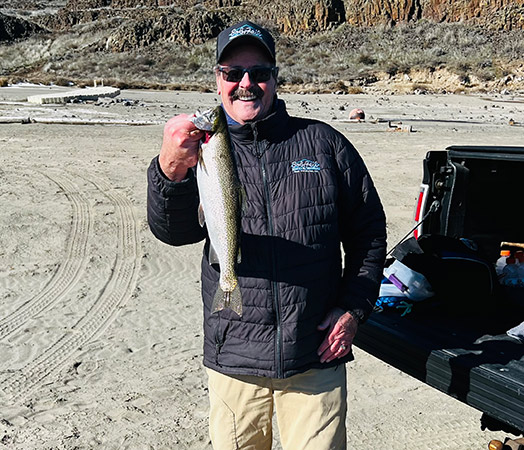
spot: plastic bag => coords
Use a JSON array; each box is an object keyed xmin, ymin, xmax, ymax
[{"xmin": 383, "ymin": 259, "xmax": 435, "ymax": 302}]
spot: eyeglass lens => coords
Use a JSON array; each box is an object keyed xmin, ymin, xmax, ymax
[{"xmin": 220, "ymin": 67, "xmax": 276, "ymax": 83}]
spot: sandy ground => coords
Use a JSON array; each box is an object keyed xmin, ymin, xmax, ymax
[{"xmin": 0, "ymin": 85, "xmax": 523, "ymax": 449}]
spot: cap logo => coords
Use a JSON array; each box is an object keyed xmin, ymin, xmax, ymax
[{"xmin": 229, "ymin": 24, "xmax": 263, "ymax": 41}]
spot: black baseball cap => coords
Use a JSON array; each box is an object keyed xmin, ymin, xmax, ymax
[{"xmin": 216, "ymin": 20, "xmax": 276, "ymax": 64}]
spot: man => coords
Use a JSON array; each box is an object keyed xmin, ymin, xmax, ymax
[{"xmin": 147, "ymin": 20, "xmax": 386, "ymax": 450}]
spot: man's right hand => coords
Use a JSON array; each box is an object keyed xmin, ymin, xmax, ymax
[{"xmin": 158, "ymin": 114, "xmax": 205, "ymax": 182}]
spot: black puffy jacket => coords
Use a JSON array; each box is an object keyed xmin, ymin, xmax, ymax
[{"xmin": 147, "ymin": 99, "xmax": 387, "ymax": 378}]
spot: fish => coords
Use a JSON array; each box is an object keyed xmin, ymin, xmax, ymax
[{"xmin": 190, "ymin": 106, "xmax": 243, "ymax": 317}]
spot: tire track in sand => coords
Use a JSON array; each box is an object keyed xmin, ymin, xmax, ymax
[
  {"xmin": 0, "ymin": 171, "xmax": 92, "ymax": 341},
  {"xmin": 0, "ymin": 173, "xmax": 142, "ymax": 402}
]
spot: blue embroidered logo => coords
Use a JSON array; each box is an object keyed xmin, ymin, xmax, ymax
[
  {"xmin": 229, "ymin": 24, "xmax": 263, "ymax": 41},
  {"xmin": 291, "ymin": 159, "xmax": 321, "ymax": 173}
]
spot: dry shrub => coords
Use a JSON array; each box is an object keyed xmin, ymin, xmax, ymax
[
  {"xmin": 347, "ymin": 86, "xmax": 364, "ymax": 94},
  {"xmin": 54, "ymin": 77, "xmax": 72, "ymax": 86},
  {"xmin": 476, "ymin": 68, "xmax": 495, "ymax": 82},
  {"xmin": 331, "ymin": 80, "xmax": 348, "ymax": 93},
  {"xmin": 0, "ymin": 78, "xmax": 8, "ymax": 87},
  {"xmin": 357, "ymin": 53, "xmax": 376, "ymax": 65},
  {"xmin": 411, "ymin": 84, "xmax": 429, "ymax": 94},
  {"xmin": 76, "ymin": 80, "xmax": 94, "ymax": 88}
]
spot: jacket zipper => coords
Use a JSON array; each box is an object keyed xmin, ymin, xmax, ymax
[
  {"xmin": 253, "ymin": 125, "xmax": 283, "ymax": 378},
  {"xmin": 215, "ymin": 313, "xmax": 223, "ymax": 367}
]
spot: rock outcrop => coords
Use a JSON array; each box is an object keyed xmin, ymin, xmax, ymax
[
  {"xmin": 258, "ymin": 0, "xmax": 346, "ymax": 33},
  {"xmin": 344, "ymin": 0, "xmax": 524, "ymax": 30},
  {"xmin": 0, "ymin": 13, "xmax": 45, "ymax": 42},
  {"xmin": 345, "ymin": 0, "xmax": 422, "ymax": 26},
  {"xmin": 422, "ymin": 0, "xmax": 524, "ymax": 30},
  {"xmin": 105, "ymin": 10, "xmax": 227, "ymax": 51}
]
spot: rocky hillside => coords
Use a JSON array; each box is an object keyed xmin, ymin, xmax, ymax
[
  {"xmin": 34, "ymin": 0, "xmax": 524, "ymax": 36},
  {"xmin": 0, "ymin": 0, "xmax": 523, "ymax": 93}
]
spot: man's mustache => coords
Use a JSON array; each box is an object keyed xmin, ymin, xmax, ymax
[{"xmin": 232, "ymin": 87, "xmax": 263, "ymax": 100}]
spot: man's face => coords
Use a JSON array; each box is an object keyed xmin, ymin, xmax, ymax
[{"xmin": 216, "ymin": 44, "xmax": 277, "ymax": 125}]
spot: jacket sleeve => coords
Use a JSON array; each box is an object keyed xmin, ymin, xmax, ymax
[
  {"xmin": 334, "ymin": 137, "xmax": 387, "ymax": 323},
  {"xmin": 147, "ymin": 156, "xmax": 206, "ymax": 246}
]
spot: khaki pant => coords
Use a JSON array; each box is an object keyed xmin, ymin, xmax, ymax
[{"xmin": 207, "ymin": 366, "xmax": 347, "ymax": 450}]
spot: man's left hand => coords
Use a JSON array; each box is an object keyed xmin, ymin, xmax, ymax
[{"xmin": 317, "ymin": 308, "xmax": 359, "ymax": 363}]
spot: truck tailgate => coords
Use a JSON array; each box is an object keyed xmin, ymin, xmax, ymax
[{"xmin": 354, "ymin": 309, "xmax": 524, "ymax": 432}]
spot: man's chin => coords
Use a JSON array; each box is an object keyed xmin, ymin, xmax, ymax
[{"xmin": 231, "ymin": 101, "xmax": 262, "ymax": 123}]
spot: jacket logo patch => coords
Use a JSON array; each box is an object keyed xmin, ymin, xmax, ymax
[{"xmin": 291, "ymin": 159, "xmax": 321, "ymax": 173}]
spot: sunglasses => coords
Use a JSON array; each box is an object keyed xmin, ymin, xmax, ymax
[{"xmin": 217, "ymin": 65, "xmax": 279, "ymax": 83}]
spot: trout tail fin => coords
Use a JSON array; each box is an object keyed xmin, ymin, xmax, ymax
[{"xmin": 212, "ymin": 285, "xmax": 242, "ymax": 317}]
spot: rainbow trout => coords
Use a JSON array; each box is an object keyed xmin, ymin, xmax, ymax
[{"xmin": 190, "ymin": 106, "xmax": 243, "ymax": 317}]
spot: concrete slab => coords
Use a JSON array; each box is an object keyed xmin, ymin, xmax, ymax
[{"xmin": 27, "ymin": 87, "xmax": 120, "ymax": 104}]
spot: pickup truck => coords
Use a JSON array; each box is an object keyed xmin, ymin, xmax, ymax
[{"xmin": 354, "ymin": 146, "xmax": 524, "ymax": 434}]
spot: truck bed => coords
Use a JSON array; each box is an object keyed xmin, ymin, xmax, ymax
[{"xmin": 354, "ymin": 302, "xmax": 524, "ymax": 432}]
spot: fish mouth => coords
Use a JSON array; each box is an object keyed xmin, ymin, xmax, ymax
[{"xmin": 190, "ymin": 108, "xmax": 215, "ymax": 131}]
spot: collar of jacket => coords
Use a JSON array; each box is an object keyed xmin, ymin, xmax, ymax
[{"xmin": 227, "ymin": 98, "xmax": 289, "ymax": 143}]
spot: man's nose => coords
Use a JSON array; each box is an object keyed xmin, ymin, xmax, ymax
[{"xmin": 239, "ymin": 70, "xmax": 254, "ymax": 88}]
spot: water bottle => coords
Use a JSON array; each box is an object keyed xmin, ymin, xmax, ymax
[
  {"xmin": 502, "ymin": 256, "xmax": 519, "ymax": 287},
  {"xmin": 496, "ymin": 250, "xmax": 511, "ymax": 276}
]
